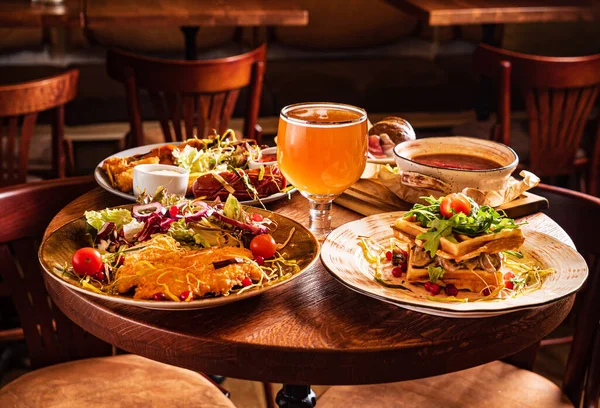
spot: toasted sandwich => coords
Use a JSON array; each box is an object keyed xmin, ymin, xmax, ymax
[{"xmin": 392, "ymin": 194, "xmax": 524, "ymax": 293}]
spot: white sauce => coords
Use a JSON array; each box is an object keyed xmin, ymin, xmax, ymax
[{"xmin": 151, "ymin": 170, "xmax": 182, "ymax": 176}]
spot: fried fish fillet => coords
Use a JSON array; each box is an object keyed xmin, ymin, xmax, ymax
[{"xmin": 115, "ymin": 236, "xmax": 262, "ymax": 300}]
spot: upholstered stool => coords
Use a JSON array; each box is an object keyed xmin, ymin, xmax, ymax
[
  {"xmin": 318, "ymin": 361, "xmax": 572, "ymax": 407},
  {"xmin": 0, "ymin": 354, "xmax": 235, "ymax": 408}
]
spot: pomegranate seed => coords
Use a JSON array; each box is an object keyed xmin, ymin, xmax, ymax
[
  {"xmin": 254, "ymin": 255, "xmax": 265, "ymax": 266},
  {"xmin": 169, "ymin": 205, "xmax": 179, "ymax": 217},
  {"xmin": 429, "ymin": 283, "xmax": 441, "ymax": 295},
  {"xmin": 94, "ymin": 270, "xmax": 105, "ymax": 281},
  {"xmin": 424, "ymin": 282, "xmax": 432, "ymax": 292},
  {"xmin": 385, "ymin": 251, "xmax": 393, "ymax": 261},
  {"xmin": 504, "ymin": 280, "xmax": 514, "ymax": 290},
  {"xmin": 152, "ymin": 292, "xmax": 166, "ymax": 301},
  {"xmin": 504, "ymin": 272, "xmax": 515, "ymax": 280},
  {"xmin": 391, "ymin": 266, "xmax": 403, "ymax": 277},
  {"xmin": 242, "ymin": 277, "xmax": 253, "ymax": 287},
  {"xmin": 179, "ymin": 290, "xmax": 194, "ymax": 301},
  {"xmin": 397, "ymin": 248, "xmax": 408, "ymax": 258},
  {"xmin": 482, "ymin": 288, "xmax": 491, "ymax": 296},
  {"xmin": 251, "ymin": 213, "xmax": 264, "ymax": 222},
  {"xmin": 445, "ymin": 284, "xmax": 458, "ymax": 297}
]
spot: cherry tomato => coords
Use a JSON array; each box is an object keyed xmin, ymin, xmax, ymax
[
  {"xmin": 440, "ymin": 194, "xmax": 472, "ymax": 218},
  {"xmin": 503, "ymin": 272, "xmax": 515, "ymax": 281},
  {"xmin": 504, "ymin": 280, "xmax": 514, "ymax": 290},
  {"xmin": 251, "ymin": 213, "xmax": 264, "ymax": 222},
  {"xmin": 72, "ymin": 248, "xmax": 103, "ymax": 277},
  {"xmin": 249, "ymin": 234, "xmax": 277, "ymax": 259}
]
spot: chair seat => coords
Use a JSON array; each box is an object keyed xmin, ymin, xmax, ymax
[
  {"xmin": 318, "ymin": 361, "xmax": 573, "ymax": 408},
  {"xmin": 0, "ymin": 354, "xmax": 235, "ymax": 408}
]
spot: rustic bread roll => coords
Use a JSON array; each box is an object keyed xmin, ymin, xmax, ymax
[{"xmin": 369, "ymin": 117, "xmax": 416, "ymax": 144}]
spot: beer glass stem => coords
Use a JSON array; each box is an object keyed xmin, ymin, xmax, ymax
[{"xmin": 308, "ymin": 199, "xmax": 332, "ymax": 239}]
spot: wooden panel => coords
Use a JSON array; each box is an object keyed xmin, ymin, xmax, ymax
[
  {"xmin": 86, "ymin": 0, "xmax": 308, "ymax": 27},
  {"xmin": 385, "ymin": 0, "xmax": 600, "ymax": 26}
]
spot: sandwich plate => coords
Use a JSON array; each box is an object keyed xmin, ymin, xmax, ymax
[
  {"xmin": 321, "ymin": 211, "xmax": 588, "ymax": 318},
  {"xmin": 94, "ymin": 143, "xmax": 297, "ymax": 205}
]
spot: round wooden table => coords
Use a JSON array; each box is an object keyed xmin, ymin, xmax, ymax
[{"xmin": 43, "ymin": 188, "xmax": 575, "ymax": 407}]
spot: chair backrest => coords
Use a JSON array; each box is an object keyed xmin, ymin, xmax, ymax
[
  {"xmin": 0, "ymin": 69, "xmax": 79, "ymax": 186},
  {"xmin": 533, "ymin": 184, "xmax": 600, "ymax": 407},
  {"xmin": 0, "ymin": 177, "xmax": 112, "ymax": 369},
  {"xmin": 473, "ymin": 44, "xmax": 600, "ymax": 181},
  {"xmin": 106, "ymin": 45, "xmax": 266, "ymax": 146}
]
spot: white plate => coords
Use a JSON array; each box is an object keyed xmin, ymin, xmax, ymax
[
  {"xmin": 94, "ymin": 143, "xmax": 297, "ymax": 205},
  {"xmin": 321, "ymin": 211, "xmax": 588, "ymax": 318}
]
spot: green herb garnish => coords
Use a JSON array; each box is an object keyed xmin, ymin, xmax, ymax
[{"xmin": 428, "ymin": 265, "xmax": 445, "ymax": 283}]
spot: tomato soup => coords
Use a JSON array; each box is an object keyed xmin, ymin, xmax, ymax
[{"xmin": 410, "ymin": 153, "xmax": 503, "ymax": 170}]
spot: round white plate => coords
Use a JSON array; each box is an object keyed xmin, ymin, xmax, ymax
[
  {"xmin": 94, "ymin": 142, "xmax": 297, "ymax": 205},
  {"xmin": 321, "ymin": 211, "xmax": 588, "ymax": 318}
]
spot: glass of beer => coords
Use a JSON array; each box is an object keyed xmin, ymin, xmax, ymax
[{"xmin": 277, "ymin": 102, "xmax": 368, "ymax": 239}]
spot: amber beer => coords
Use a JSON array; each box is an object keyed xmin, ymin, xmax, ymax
[
  {"xmin": 277, "ymin": 103, "xmax": 368, "ymax": 196},
  {"xmin": 277, "ymin": 103, "xmax": 367, "ymax": 238}
]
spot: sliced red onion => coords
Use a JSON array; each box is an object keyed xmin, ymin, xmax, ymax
[
  {"xmin": 97, "ymin": 222, "xmax": 115, "ymax": 239},
  {"xmin": 184, "ymin": 201, "xmax": 211, "ymax": 223},
  {"xmin": 213, "ymin": 212, "xmax": 267, "ymax": 235},
  {"xmin": 132, "ymin": 202, "xmax": 162, "ymax": 220}
]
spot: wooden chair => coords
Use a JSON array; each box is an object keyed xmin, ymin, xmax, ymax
[
  {"xmin": 473, "ymin": 44, "xmax": 600, "ymax": 196},
  {"xmin": 0, "ymin": 69, "xmax": 78, "ymax": 187},
  {"xmin": 0, "ymin": 177, "xmax": 234, "ymax": 408},
  {"xmin": 106, "ymin": 44, "xmax": 266, "ymax": 146},
  {"xmin": 319, "ymin": 184, "xmax": 600, "ymax": 408}
]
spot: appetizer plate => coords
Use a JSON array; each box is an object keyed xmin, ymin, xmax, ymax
[
  {"xmin": 94, "ymin": 143, "xmax": 297, "ymax": 205},
  {"xmin": 39, "ymin": 205, "xmax": 320, "ymax": 310},
  {"xmin": 321, "ymin": 211, "xmax": 588, "ymax": 318}
]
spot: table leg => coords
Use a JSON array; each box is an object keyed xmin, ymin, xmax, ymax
[
  {"xmin": 476, "ymin": 24, "xmax": 500, "ymax": 121},
  {"xmin": 181, "ymin": 26, "xmax": 200, "ymax": 60},
  {"xmin": 275, "ymin": 384, "xmax": 317, "ymax": 408}
]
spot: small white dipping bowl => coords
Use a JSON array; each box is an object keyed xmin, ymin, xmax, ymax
[
  {"xmin": 393, "ymin": 136, "xmax": 518, "ymax": 192},
  {"xmin": 248, "ymin": 146, "xmax": 277, "ymax": 169},
  {"xmin": 133, "ymin": 164, "xmax": 189, "ymax": 198}
]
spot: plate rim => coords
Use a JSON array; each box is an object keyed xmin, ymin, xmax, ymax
[
  {"xmin": 320, "ymin": 211, "xmax": 588, "ymax": 315},
  {"xmin": 39, "ymin": 205, "xmax": 320, "ymax": 310},
  {"xmin": 94, "ymin": 142, "xmax": 297, "ymax": 205}
]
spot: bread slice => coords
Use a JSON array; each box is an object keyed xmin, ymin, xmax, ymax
[{"xmin": 392, "ymin": 218, "xmax": 524, "ymax": 258}]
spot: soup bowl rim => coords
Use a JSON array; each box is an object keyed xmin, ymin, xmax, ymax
[{"xmin": 393, "ymin": 136, "xmax": 518, "ymax": 174}]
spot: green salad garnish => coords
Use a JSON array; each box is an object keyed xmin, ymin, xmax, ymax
[{"xmin": 404, "ymin": 196, "xmax": 522, "ymax": 257}]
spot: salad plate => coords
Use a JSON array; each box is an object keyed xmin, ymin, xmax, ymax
[
  {"xmin": 94, "ymin": 142, "xmax": 297, "ymax": 205},
  {"xmin": 321, "ymin": 211, "xmax": 588, "ymax": 318},
  {"xmin": 40, "ymin": 200, "xmax": 319, "ymax": 310}
]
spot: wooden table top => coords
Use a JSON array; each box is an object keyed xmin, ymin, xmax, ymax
[
  {"xmin": 0, "ymin": 0, "xmax": 83, "ymax": 27},
  {"xmin": 42, "ymin": 188, "xmax": 575, "ymax": 385},
  {"xmin": 386, "ymin": 0, "xmax": 600, "ymax": 26},
  {"xmin": 84, "ymin": 0, "xmax": 308, "ymax": 28}
]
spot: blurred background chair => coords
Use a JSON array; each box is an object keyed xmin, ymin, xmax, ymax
[
  {"xmin": 0, "ymin": 69, "xmax": 79, "ymax": 187},
  {"xmin": 318, "ymin": 184, "xmax": 600, "ymax": 408},
  {"xmin": 0, "ymin": 177, "xmax": 234, "ymax": 407},
  {"xmin": 473, "ymin": 44, "xmax": 600, "ymax": 195},
  {"xmin": 105, "ymin": 44, "xmax": 267, "ymax": 147}
]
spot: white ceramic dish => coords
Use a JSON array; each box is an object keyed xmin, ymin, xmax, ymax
[
  {"xmin": 321, "ymin": 211, "xmax": 588, "ymax": 318},
  {"xmin": 133, "ymin": 164, "xmax": 189, "ymax": 198},
  {"xmin": 95, "ymin": 143, "xmax": 297, "ymax": 205},
  {"xmin": 393, "ymin": 137, "xmax": 518, "ymax": 193},
  {"xmin": 248, "ymin": 146, "xmax": 277, "ymax": 169}
]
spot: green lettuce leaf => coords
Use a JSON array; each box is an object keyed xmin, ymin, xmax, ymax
[
  {"xmin": 223, "ymin": 194, "xmax": 243, "ymax": 221},
  {"xmin": 417, "ymin": 218, "xmax": 455, "ymax": 257},
  {"xmin": 167, "ymin": 218, "xmax": 220, "ymax": 248},
  {"xmin": 85, "ymin": 208, "xmax": 133, "ymax": 232},
  {"xmin": 428, "ymin": 265, "xmax": 445, "ymax": 283}
]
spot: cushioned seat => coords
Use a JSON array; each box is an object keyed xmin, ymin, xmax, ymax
[
  {"xmin": 0, "ymin": 355, "xmax": 235, "ymax": 408},
  {"xmin": 318, "ymin": 361, "xmax": 573, "ymax": 408}
]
